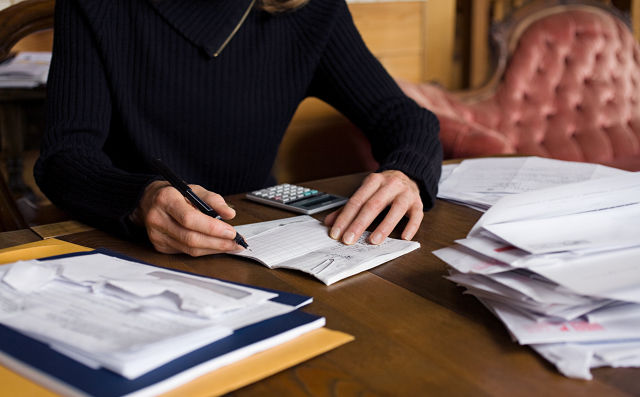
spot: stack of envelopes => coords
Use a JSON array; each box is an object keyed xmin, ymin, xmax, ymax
[{"xmin": 434, "ymin": 172, "xmax": 640, "ymax": 379}]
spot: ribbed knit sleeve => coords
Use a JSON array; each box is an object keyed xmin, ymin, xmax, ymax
[
  {"xmin": 34, "ymin": 0, "xmax": 155, "ymax": 237},
  {"xmin": 306, "ymin": 1, "xmax": 442, "ymax": 208},
  {"xmin": 35, "ymin": 0, "xmax": 442, "ymax": 239}
]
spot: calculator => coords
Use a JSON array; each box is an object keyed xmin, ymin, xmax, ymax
[{"xmin": 246, "ymin": 184, "xmax": 348, "ymax": 214}]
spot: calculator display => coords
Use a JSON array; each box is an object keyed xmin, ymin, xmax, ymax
[{"xmin": 297, "ymin": 194, "xmax": 338, "ymax": 209}]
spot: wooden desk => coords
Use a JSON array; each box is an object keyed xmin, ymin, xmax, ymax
[{"xmin": 1, "ymin": 173, "xmax": 638, "ymax": 396}]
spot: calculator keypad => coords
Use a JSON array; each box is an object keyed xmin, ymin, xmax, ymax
[{"xmin": 251, "ymin": 184, "xmax": 320, "ymax": 204}]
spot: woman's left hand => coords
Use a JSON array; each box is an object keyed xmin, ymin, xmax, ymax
[{"xmin": 324, "ymin": 170, "xmax": 423, "ymax": 245}]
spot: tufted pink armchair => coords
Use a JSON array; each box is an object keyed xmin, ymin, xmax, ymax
[{"xmin": 398, "ymin": 0, "xmax": 640, "ymax": 171}]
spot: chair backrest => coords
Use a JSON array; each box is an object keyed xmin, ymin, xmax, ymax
[
  {"xmin": 400, "ymin": 0, "xmax": 640, "ymax": 170},
  {"xmin": 477, "ymin": 1, "xmax": 640, "ymax": 166},
  {"xmin": 0, "ymin": 0, "xmax": 54, "ymax": 62},
  {"xmin": 0, "ymin": 0, "xmax": 54, "ymax": 231}
]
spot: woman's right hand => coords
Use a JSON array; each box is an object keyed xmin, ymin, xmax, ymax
[{"xmin": 132, "ymin": 181, "xmax": 243, "ymax": 256}]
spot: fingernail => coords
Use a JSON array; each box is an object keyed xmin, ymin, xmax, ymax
[
  {"xmin": 370, "ymin": 232, "xmax": 383, "ymax": 245},
  {"xmin": 330, "ymin": 227, "xmax": 341, "ymax": 240},
  {"xmin": 343, "ymin": 232, "xmax": 355, "ymax": 245},
  {"xmin": 223, "ymin": 229, "xmax": 236, "ymax": 239},
  {"xmin": 402, "ymin": 228, "xmax": 415, "ymax": 241}
]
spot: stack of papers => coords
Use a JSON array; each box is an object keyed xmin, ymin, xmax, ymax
[
  {"xmin": 0, "ymin": 251, "xmax": 320, "ymax": 381},
  {"xmin": 434, "ymin": 172, "xmax": 640, "ymax": 379},
  {"xmin": 438, "ymin": 157, "xmax": 629, "ymax": 211},
  {"xmin": 0, "ymin": 52, "xmax": 51, "ymax": 88}
]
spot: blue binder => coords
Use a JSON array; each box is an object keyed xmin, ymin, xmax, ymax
[{"xmin": 0, "ymin": 249, "xmax": 323, "ymax": 396}]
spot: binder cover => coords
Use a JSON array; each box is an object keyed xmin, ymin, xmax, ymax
[{"xmin": 0, "ymin": 239, "xmax": 353, "ymax": 396}]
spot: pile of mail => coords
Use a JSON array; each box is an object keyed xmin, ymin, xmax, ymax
[
  {"xmin": 438, "ymin": 156, "xmax": 629, "ymax": 211},
  {"xmin": 434, "ymin": 171, "xmax": 640, "ymax": 379},
  {"xmin": 0, "ymin": 51, "xmax": 51, "ymax": 88}
]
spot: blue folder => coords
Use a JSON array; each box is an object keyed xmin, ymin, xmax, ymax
[{"xmin": 0, "ymin": 249, "xmax": 322, "ymax": 396}]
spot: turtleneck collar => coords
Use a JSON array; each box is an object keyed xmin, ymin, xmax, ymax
[{"xmin": 147, "ymin": 0, "xmax": 256, "ymax": 58}]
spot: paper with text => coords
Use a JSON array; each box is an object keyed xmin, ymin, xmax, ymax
[
  {"xmin": 234, "ymin": 216, "xmax": 420, "ymax": 285},
  {"xmin": 469, "ymin": 172, "xmax": 640, "ymax": 236},
  {"xmin": 438, "ymin": 157, "xmax": 628, "ymax": 211},
  {"xmin": 0, "ymin": 253, "xmax": 287, "ymax": 379}
]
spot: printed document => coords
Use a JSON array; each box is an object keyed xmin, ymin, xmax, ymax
[
  {"xmin": 233, "ymin": 216, "xmax": 420, "ymax": 285},
  {"xmin": 438, "ymin": 157, "xmax": 629, "ymax": 211},
  {"xmin": 0, "ymin": 253, "xmax": 279, "ymax": 379}
]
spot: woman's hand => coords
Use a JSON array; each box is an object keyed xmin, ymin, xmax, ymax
[
  {"xmin": 324, "ymin": 170, "xmax": 423, "ymax": 245},
  {"xmin": 132, "ymin": 181, "xmax": 243, "ymax": 256}
]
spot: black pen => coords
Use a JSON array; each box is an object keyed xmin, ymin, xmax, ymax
[{"xmin": 151, "ymin": 158, "xmax": 248, "ymax": 249}]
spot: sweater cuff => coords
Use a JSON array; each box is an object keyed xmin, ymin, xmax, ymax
[
  {"xmin": 377, "ymin": 148, "xmax": 442, "ymax": 210},
  {"xmin": 116, "ymin": 175, "xmax": 163, "ymax": 241}
]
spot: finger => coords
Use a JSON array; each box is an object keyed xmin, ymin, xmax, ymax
[
  {"xmin": 339, "ymin": 184, "xmax": 398, "ymax": 245},
  {"xmin": 329, "ymin": 174, "xmax": 383, "ymax": 241},
  {"xmin": 146, "ymin": 228, "xmax": 181, "ymax": 254},
  {"xmin": 401, "ymin": 205, "xmax": 424, "ymax": 241},
  {"xmin": 191, "ymin": 185, "xmax": 236, "ymax": 219},
  {"xmin": 148, "ymin": 214, "xmax": 241, "ymax": 256},
  {"xmin": 156, "ymin": 188, "xmax": 237, "ymax": 239},
  {"xmin": 323, "ymin": 208, "xmax": 341, "ymax": 227},
  {"xmin": 157, "ymin": 232, "xmax": 239, "ymax": 256},
  {"xmin": 368, "ymin": 195, "xmax": 412, "ymax": 244},
  {"xmin": 172, "ymin": 228, "xmax": 242, "ymax": 256}
]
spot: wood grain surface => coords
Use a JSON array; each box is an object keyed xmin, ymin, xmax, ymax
[{"xmin": 1, "ymin": 172, "xmax": 638, "ymax": 396}]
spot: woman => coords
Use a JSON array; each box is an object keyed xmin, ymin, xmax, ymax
[{"xmin": 35, "ymin": 0, "xmax": 442, "ymax": 256}]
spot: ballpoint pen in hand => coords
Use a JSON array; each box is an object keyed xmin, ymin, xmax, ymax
[{"xmin": 151, "ymin": 158, "xmax": 249, "ymax": 249}]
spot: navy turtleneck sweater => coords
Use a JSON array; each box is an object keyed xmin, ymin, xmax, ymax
[{"xmin": 35, "ymin": 0, "xmax": 442, "ymax": 238}]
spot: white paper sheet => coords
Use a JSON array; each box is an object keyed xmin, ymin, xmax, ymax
[
  {"xmin": 586, "ymin": 303, "xmax": 640, "ymax": 324},
  {"xmin": 233, "ymin": 216, "xmax": 419, "ymax": 285},
  {"xmin": 483, "ymin": 202, "xmax": 640, "ymax": 254},
  {"xmin": 433, "ymin": 245, "xmax": 514, "ymax": 274},
  {"xmin": 531, "ymin": 339, "xmax": 640, "ymax": 379},
  {"xmin": 454, "ymin": 236, "xmax": 530, "ymax": 267},
  {"xmin": 0, "ymin": 52, "xmax": 51, "ymax": 87},
  {"xmin": 0, "ymin": 278, "xmax": 231, "ymax": 379},
  {"xmin": 437, "ymin": 157, "xmax": 628, "ymax": 210},
  {"xmin": 441, "ymin": 157, "xmax": 624, "ymax": 193},
  {"xmin": 2, "ymin": 260, "xmax": 57, "ymax": 293},
  {"xmin": 45, "ymin": 254, "xmax": 277, "ymax": 318},
  {"xmin": 0, "ymin": 253, "xmax": 289, "ymax": 379},
  {"xmin": 531, "ymin": 246, "xmax": 640, "ymax": 303},
  {"xmin": 484, "ymin": 299, "xmax": 640, "ymax": 344},
  {"xmin": 447, "ymin": 272, "xmax": 607, "ymax": 320},
  {"xmin": 439, "ymin": 163, "xmax": 458, "ymax": 185},
  {"xmin": 469, "ymin": 172, "xmax": 640, "ymax": 237}
]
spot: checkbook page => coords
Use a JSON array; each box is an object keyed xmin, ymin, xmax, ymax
[{"xmin": 233, "ymin": 216, "xmax": 420, "ymax": 285}]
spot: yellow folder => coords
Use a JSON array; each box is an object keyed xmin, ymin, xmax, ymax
[
  {"xmin": 0, "ymin": 238, "xmax": 92, "ymax": 264},
  {"xmin": 0, "ymin": 239, "xmax": 354, "ymax": 396}
]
